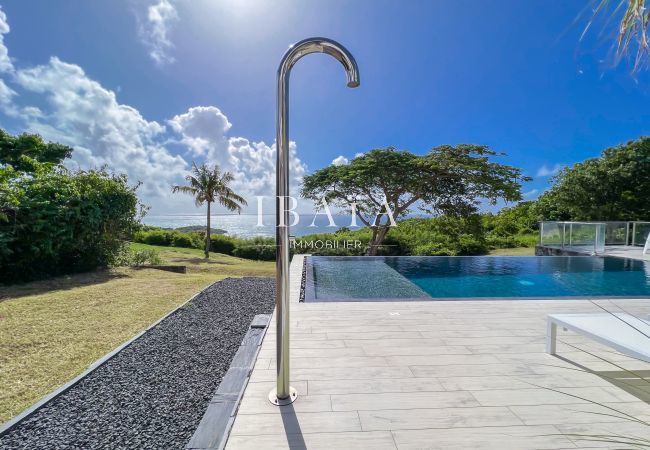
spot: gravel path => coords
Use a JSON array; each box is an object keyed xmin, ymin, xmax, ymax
[{"xmin": 1, "ymin": 277, "xmax": 275, "ymax": 450}]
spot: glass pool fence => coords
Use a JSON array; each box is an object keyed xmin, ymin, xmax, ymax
[{"xmin": 539, "ymin": 221, "xmax": 650, "ymax": 255}]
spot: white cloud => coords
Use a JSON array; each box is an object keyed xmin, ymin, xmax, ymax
[
  {"xmin": 0, "ymin": 78, "xmax": 15, "ymax": 107},
  {"xmin": 0, "ymin": 6, "xmax": 13, "ymax": 73},
  {"xmin": 0, "ymin": 8, "xmax": 311, "ymax": 214},
  {"xmin": 169, "ymin": 106, "xmax": 308, "ymax": 203},
  {"xmin": 137, "ymin": 0, "xmax": 178, "ymax": 65},
  {"xmin": 168, "ymin": 106, "xmax": 231, "ymax": 156},
  {"xmin": 536, "ymin": 163, "xmax": 564, "ymax": 177},
  {"xmin": 332, "ymin": 155, "xmax": 348, "ymax": 166},
  {"xmin": 0, "ymin": 6, "xmax": 16, "ymax": 115},
  {"xmin": 14, "ymin": 57, "xmax": 188, "ymax": 198},
  {"xmin": 354, "ymin": 152, "xmax": 364, "ymax": 158},
  {"xmin": 523, "ymin": 189, "xmax": 539, "ymax": 198}
]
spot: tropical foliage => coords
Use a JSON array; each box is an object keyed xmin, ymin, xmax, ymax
[
  {"xmin": 301, "ymin": 146, "xmax": 529, "ymax": 255},
  {"xmin": 0, "ymin": 129, "xmax": 144, "ymax": 283},
  {"xmin": 584, "ymin": 0, "xmax": 649, "ymax": 71},
  {"xmin": 534, "ymin": 137, "xmax": 650, "ymax": 221},
  {"xmin": 483, "ymin": 201, "xmax": 539, "ymax": 249},
  {"xmin": 0, "ymin": 130, "xmax": 72, "ymax": 174},
  {"xmin": 172, "ymin": 162, "xmax": 247, "ymax": 258},
  {"xmin": 132, "ymin": 228, "xmax": 276, "ymax": 261},
  {"xmin": 295, "ymin": 210, "xmax": 537, "ymax": 257},
  {"xmin": 115, "ymin": 247, "xmax": 163, "ymax": 267}
]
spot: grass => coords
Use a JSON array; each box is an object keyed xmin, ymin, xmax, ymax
[
  {"xmin": 488, "ymin": 247, "xmax": 536, "ymax": 256},
  {"xmin": 0, "ymin": 244, "xmax": 274, "ymax": 423}
]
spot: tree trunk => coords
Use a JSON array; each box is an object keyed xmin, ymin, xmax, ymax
[
  {"xmin": 366, "ymin": 225, "xmax": 390, "ymax": 256},
  {"xmin": 366, "ymin": 226, "xmax": 379, "ymax": 256},
  {"xmin": 205, "ymin": 201, "xmax": 211, "ymax": 259}
]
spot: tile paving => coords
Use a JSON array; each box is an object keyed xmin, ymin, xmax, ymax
[{"xmin": 227, "ymin": 256, "xmax": 650, "ymax": 449}]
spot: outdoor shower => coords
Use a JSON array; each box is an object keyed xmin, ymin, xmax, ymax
[{"xmin": 270, "ymin": 37, "xmax": 360, "ymax": 405}]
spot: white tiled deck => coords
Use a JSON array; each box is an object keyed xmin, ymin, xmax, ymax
[
  {"xmin": 602, "ymin": 245, "xmax": 648, "ymax": 260},
  {"xmin": 227, "ymin": 256, "xmax": 650, "ymax": 449}
]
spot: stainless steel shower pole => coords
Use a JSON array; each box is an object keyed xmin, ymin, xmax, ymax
[{"xmin": 269, "ymin": 37, "xmax": 359, "ymax": 405}]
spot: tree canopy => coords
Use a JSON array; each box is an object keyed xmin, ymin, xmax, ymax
[
  {"xmin": 534, "ymin": 137, "xmax": 650, "ymax": 221},
  {"xmin": 0, "ymin": 129, "xmax": 72, "ymax": 173},
  {"xmin": 1, "ymin": 128, "xmax": 143, "ymax": 283},
  {"xmin": 301, "ymin": 145, "xmax": 529, "ymax": 255}
]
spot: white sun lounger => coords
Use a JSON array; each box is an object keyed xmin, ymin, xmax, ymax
[{"xmin": 547, "ymin": 313, "xmax": 650, "ymax": 363}]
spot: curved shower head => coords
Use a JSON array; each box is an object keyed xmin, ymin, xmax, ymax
[
  {"xmin": 278, "ymin": 37, "xmax": 360, "ymax": 88},
  {"xmin": 272, "ymin": 36, "xmax": 359, "ymax": 405}
]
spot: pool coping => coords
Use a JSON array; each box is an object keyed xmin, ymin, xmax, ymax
[{"xmin": 0, "ymin": 279, "xmax": 222, "ymax": 437}]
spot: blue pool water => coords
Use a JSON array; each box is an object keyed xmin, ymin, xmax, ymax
[{"xmin": 304, "ymin": 256, "xmax": 650, "ymax": 301}]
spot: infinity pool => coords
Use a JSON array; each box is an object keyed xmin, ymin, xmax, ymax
[{"xmin": 303, "ymin": 256, "xmax": 650, "ymax": 301}]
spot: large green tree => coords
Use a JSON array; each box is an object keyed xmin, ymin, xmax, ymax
[
  {"xmin": 172, "ymin": 162, "xmax": 247, "ymax": 258},
  {"xmin": 301, "ymin": 146, "xmax": 529, "ymax": 255},
  {"xmin": 0, "ymin": 129, "xmax": 144, "ymax": 283},
  {"xmin": 534, "ymin": 137, "xmax": 650, "ymax": 221}
]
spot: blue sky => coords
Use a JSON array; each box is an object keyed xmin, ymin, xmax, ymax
[{"xmin": 0, "ymin": 0, "xmax": 648, "ymax": 214}]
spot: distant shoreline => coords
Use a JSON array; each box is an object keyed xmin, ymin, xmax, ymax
[{"xmin": 142, "ymin": 214, "xmax": 363, "ymax": 238}]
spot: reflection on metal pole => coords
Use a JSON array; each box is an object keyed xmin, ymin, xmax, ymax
[{"xmin": 269, "ymin": 37, "xmax": 360, "ymax": 405}]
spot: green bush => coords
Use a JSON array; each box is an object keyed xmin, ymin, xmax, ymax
[
  {"xmin": 132, "ymin": 228, "xmax": 202, "ymax": 249},
  {"xmin": 210, "ymin": 234, "xmax": 237, "ymax": 255},
  {"xmin": 135, "ymin": 229, "xmax": 174, "ymax": 246},
  {"xmin": 483, "ymin": 202, "xmax": 538, "ymax": 250},
  {"xmin": 115, "ymin": 248, "xmax": 162, "ymax": 266},
  {"xmin": 232, "ymin": 237, "xmax": 276, "ymax": 260},
  {"xmin": 0, "ymin": 169, "xmax": 143, "ymax": 283},
  {"xmin": 171, "ymin": 232, "xmax": 201, "ymax": 249},
  {"xmin": 133, "ymin": 228, "xmax": 273, "ymax": 259},
  {"xmin": 391, "ymin": 215, "xmax": 487, "ymax": 255},
  {"xmin": 410, "ymin": 242, "xmax": 453, "ymax": 256}
]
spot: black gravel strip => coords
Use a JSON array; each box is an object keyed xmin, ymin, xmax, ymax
[
  {"xmin": 300, "ymin": 256, "xmax": 307, "ymax": 302},
  {"xmin": 1, "ymin": 277, "xmax": 274, "ymax": 450}
]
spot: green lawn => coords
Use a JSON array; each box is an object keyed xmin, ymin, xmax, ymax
[{"xmin": 0, "ymin": 245, "xmax": 274, "ymax": 422}]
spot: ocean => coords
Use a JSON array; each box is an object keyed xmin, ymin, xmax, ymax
[{"xmin": 142, "ymin": 214, "xmax": 363, "ymax": 238}]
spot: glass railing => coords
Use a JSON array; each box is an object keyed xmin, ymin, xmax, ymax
[
  {"xmin": 539, "ymin": 221, "xmax": 606, "ymax": 254},
  {"xmin": 540, "ymin": 220, "xmax": 650, "ymax": 254},
  {"xmin": 631, "ymin": 221, "xmax": 650, "ymax": 247},
  {"xmin": 604, "ymin": 221, "xmax": 629, "ymax": 245},
  {"xmin": 539, "ymin": 221, "xmax": 565, "ymax": 247}
]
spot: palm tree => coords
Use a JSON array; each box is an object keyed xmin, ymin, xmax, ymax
[
  {"xmin": 172, "ymin": 162, "xmax": 247, "ymax": 258},
  {"xmin": 583, "ymin": 0, "xmax": 649, "ymax": 71}
]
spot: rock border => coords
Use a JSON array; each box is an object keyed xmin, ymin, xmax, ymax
[
  {"xmin": 0, "ymin": 280, "xmax": 219, "ymax": 437},
  {"xmin": 185, "ymin": 314, "xmax": 272, "ymax": 450}
]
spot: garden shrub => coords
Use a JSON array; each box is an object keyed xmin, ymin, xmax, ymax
[
  {"xmin": 132, "ymin": 228, "xmax": 203, "ymax": 249},
  {"xmin": 115, "ymin": 248, "xmax": 162, "ymax": 266},
  {"xmin": 171, "ymin": 231, "xmax": 201, "ymax": 249},
  {"xmin": 391, "ymin": 215, "xmax": 488, "ymax": 255},
  {"xmin": 136, "ymin": 229, "xmax": 174, "ymax": 246},
  {"xmin": 209, "ymin": 234, "xmax": 237, "ymax": 255},
  {"xmin": 0, "ymin": 169, "xmax": 143, "ymax": 283},
  {"xmin": 232, "ymin": 237, "xmax": 276, "ymax": 260},
  {"xmin": 483, "ymin": 202, "xmax": 538, "ymax": 250}
]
